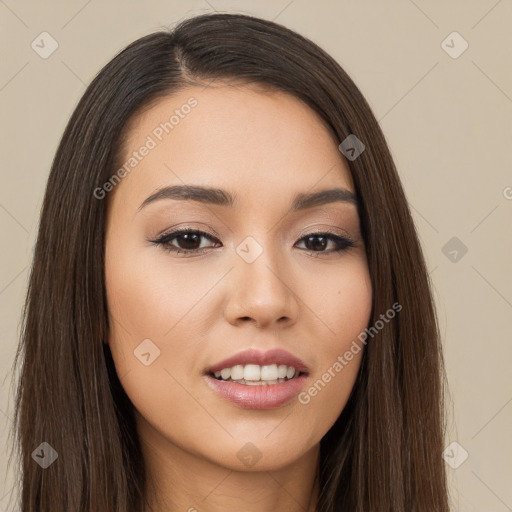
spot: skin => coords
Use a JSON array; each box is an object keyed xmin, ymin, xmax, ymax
[{"xmin": 105, "ymin": 82, "xmax": 372, "ymax": 512}]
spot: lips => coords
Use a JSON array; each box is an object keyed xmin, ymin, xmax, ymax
[
  {"xmin": 203, "ymin": 348, "xmax": 310, "ymax": 409},
  {"xmin": 204, "ymin": 373, "xmax": 309, "ymax": 409},
  {"xmin": 204, "ymin": 348, "xmax": 310, "ymax": 375}
]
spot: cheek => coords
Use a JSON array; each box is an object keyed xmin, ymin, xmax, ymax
[
  {"xmin": 104, "ymin": 240, "xmax": 213, "ymax": 445},
  {"xmin": 103, "ymin": 231, "xmax": 174, "ymax": 377},
  {"xmin": 298, "ymin": 252, "xmax": 372, "ymax": 353},
  {"xmin": 104, "ymin": 234, "xmax": 218, "ymax": 390},
  {"xmin": 296, "ymin": 256, "xmax": 372, "ymax": 433},
  {"xmin": 318, "ymin": 256, "xmax": 372, "ymax": 330},
  {"xmin": 104, "ymin": 238, "xmax": 205, "ymax": 341}
]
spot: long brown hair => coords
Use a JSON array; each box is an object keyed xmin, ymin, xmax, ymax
[{"xmin": 11, "ymin": 12, "xmax": 450, "ymax": 511}]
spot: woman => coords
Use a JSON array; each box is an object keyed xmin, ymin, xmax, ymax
[{"xmin": 12, "ymin": 12, "xmax": 450, "ymax": 512}]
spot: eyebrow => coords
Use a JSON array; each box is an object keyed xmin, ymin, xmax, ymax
[{"xmin": 138, "ymin": 185, "xmax": 358, "ymax": 211}]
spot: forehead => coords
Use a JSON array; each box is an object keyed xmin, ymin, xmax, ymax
[{"xmin": 112, "ymin": 83, "xmax": 354, "ymax": 209}]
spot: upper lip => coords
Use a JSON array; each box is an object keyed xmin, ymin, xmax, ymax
[{"xmin": 205, "ymin": 348, "xmax": 310, "ymax": 375}]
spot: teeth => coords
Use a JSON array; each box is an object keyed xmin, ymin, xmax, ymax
[
  {"xmin": 231, "ymin": 364, "xmax": 244, "ymax": 380},
  {"xmin": 260, "ymin": 364, "xmax": 278, "ymax": 381},
  {"xmin": 211, "ymin": 363, "xmax": 302, "ymax": 383},
  {"xmin": 244, "ymin": 364, "xmax": 261, "ymax": 381},
  {"xmin": 244, "ymin": 379, "xmax": 279, "ymax": 385}
]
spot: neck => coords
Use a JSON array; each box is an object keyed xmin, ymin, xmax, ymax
[{"xmin": 138, "ymin": 416, "xmax": 320, "ymax": 512}]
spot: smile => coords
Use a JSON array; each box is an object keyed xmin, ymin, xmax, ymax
[{"xmin": 211, "ymin": 363, "xmax": 303, "ymax": 385}]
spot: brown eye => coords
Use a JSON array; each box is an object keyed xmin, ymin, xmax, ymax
[
  {"xmin": 151, "ymin": 229, "xmax": 221, "ymax": 255},
  {"xmin": 150, "ymin": 229, "xmax": 355, "ymax": 257},
  {"xmin": 295, "ymin": 233, "xmax": 355, "ymax": 254}
]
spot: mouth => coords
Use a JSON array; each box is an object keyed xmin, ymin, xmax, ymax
[{"xmin": 203, "ymin": 349, "xmax": 310, "ymax": 409}]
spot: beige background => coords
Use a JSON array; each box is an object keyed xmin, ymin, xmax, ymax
[{"xmin": 1, "ymin": 1, "xmax": 511, "ymax": 510}]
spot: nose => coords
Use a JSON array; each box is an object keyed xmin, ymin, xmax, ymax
[{"xmin": 224, "ymin": 246, "xmax": 299, "ymax": 329}]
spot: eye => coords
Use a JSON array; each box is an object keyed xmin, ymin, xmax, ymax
[
  {"xmin": 295, "ymin": 231, "xmax": 355, "ymax": 256},
  {"xmin": 150, "ymin": 228, "xmax": 221, "ymax": 255},
  {"xmin": 150, "ymin": 228, "xmax": 355, "ymax": 256}
]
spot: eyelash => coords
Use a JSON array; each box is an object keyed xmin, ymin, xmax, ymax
[{"xmin": 150, "ymin": 227, "xmax": 355, "ymax": 257}]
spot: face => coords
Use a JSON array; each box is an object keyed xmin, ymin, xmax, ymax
[{"xmin": 105, "ymin": 83, "xmax": 372, "ymax": 472}]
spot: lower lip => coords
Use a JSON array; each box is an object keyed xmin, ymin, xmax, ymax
[{"xmin": 204, "ymin": 374, "xmax": 308, "ymax": 410}]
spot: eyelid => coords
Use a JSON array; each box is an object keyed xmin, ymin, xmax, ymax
[
  {"xmin": 151, "ymin": 227, "xmax": 219, "ymax": 244},
  {"xmin": 152, "ymin": 223, "xmax": 220, "ymax": 240},
  {"xmin": 295, "ymin": 224, "xmax": 356, "ymax": 242}
]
